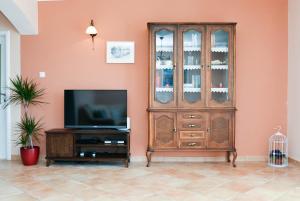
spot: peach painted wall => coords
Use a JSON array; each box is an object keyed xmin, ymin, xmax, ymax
[{"xmin": 21, "ymin": 0, "xmax": 287, "ymax": 158}]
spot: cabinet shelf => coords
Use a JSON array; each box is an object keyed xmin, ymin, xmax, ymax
[
  {"xmin": 211, "ymin": 47, "xmax": 228, "ymax": 52},
  {"xmin": 184, "ymin": 88, "xmax": 201, "ymax": 93},
  {"xmin": 75, "ymin": 143, "xmax": 127, "ymax": 148},
  {"xmin": 184, "ymin": 47, "xmax": 201, "ymax": 52},
  {"xmin": 184, "ymin": 65, "xmax": 201, "ymax": 70},
  {"xmin": 69, "ymin": 154, "xmax": 128, "ymax": 161},
  {"xmin": 211, "ymin": 65, "xmax": 228, "ymax": 70},
  {"xmin": 156, "ymin": 47, "xmax": 173, "ymax": 52},
  {"xmin": 156, "ymin": 87, "xmax": 174, "ymax": 92},
  {"xmin": 211, "ymin": 88, "xmax": 228, "ymax": 93},
  {"xmin": 156, "ymin": 65, "xmax": 173, "ymax": 70}
]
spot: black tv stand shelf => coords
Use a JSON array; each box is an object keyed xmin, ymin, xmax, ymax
[{"xmin": 45, "ymin": 128, "xmax": 130, "ymax": 167}]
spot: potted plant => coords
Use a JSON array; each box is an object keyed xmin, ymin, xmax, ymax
[{"xmin": 5, "ymin": 76, "xmax": 45, "ymax": 165}]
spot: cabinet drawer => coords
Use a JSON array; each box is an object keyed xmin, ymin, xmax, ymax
[
  {"xmin": 178, "ymin": 112, "xmax": 208, "ymax": 130},
  {"xmin": 180, "ymin": 113, "xmax": 204, "ymax": 119},
  {"xmin": 179, "ymin": 140, "xmax": 206, "ymax": 149},
  {"xmin": 180, "ymin": 131, "xmax": 205, "ymax": 139},
  {"xmin": 178, "ymin": 119, "xmax": 206, "ymax": 130}
]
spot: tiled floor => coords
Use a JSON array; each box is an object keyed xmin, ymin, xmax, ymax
[{"xmin": 0, "ymin": 160, "xmax": 299, "ymax": 201}]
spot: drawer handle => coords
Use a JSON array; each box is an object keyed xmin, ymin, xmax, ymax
[
  {"xmin": 189, "ymin": 115, "xmax": 195, "ymax": 118},
  {"xmin": 188, "ymin": 124, "xmax": 196, "ymax": 128},
  {"xmin": 190, "ymin": 134, "xmax": 195, "ymax": 137},
  {"xmin": 188, "ymin": 142, "xmax": 197, "ymax": 146}
]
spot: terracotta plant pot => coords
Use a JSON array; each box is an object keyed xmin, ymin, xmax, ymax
[{"xmin": 20, "ymin": 146, "xmax": 40, "ymax": 166}]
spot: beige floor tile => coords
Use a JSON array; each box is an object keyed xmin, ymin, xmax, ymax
[
  {"xmin": 0, "ymin": 193, "xmax": 37, "ymax": 201},
  {"xmin": 0, "ymin": 183, "xmax": 23, "ymax": 198},
  {"xmin": 26, "ymin": 187, "xmax": 62, "ymax": 200},
  {"xmin": 0, "ymin": 160, "xmax": 299, "ymax": 201},
  {"xmin": 275, "ymin": 187, "xmax": 300, "ymax": 201},
  {"xmin": 241, "ymin": 187, "xmax": 286, "ymax": 201}
]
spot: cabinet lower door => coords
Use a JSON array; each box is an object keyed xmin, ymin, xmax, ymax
[
  {"xmin": 46, "ymin": 133, "xmax": 74, "ymax": 157},
  {"xmin": 151, "ymin": 112, "xmax": 177, "ymax": 149},
  {"xmin": 207, "ymin": 112, "xmax": 233, "ymax": 149}
]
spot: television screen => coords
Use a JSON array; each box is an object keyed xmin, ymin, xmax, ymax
[{"xmin": 64, "ymin": 90, "xmax": 127, "ymax": 129}]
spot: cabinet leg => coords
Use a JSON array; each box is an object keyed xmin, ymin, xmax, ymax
[
  {"xmin": 125, "ymin": 160, "xmax": 129, "ymax": 168},
  {"xmin": 226, "ymin": 151, "xmax": 231, "ymax": 162},
  {"xmin": 46, "ymin": 159, "xmax": 51, "ymax": 167},
  {"xmin": 146, "ymin": 150, "xmax": 153, "ymax": 167},
  {"xmin": 232, "ymin": 149, "xmax": 237, "ymax": 167}
]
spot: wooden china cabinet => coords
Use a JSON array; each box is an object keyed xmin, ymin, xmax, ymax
[{"xmin": 147, "ymin": 22, "xmax": 237, "ymax": 167}]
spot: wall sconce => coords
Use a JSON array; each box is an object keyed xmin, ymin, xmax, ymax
[{"xmin": 86, "ymin": 19, "xmax": 98, "ymax": 50}]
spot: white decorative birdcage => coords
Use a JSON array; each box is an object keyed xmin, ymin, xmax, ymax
[{"xmin": 268, "ymin": 126, "xmax": 288, "ymax": 167}]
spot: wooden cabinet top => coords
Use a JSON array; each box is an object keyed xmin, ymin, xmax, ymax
[{"xmin": 147, "ymin": 22, "xmax": 237, "ymax": 27}]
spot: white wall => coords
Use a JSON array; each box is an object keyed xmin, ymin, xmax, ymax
[
  {"xmin": 0, "ymin": 0, "xmax": 38, "ymax": 35},
  {"xmin": 0, "ymin": 12, "xmax": 21, "ymax": 156},
  {"xmin": 288, "ymin": 0, "xmax": 300, "ymax": 161}
]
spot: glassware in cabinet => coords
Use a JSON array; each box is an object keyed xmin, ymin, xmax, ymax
[
  {"xmin": 155, "ymin": 29, "xmax": 175, "ymax": 104},
  {"xmin": 182, "ymin": 29, "xmax": 202, "ymax": 104},
  {"xmin": 209, "ymin": 28, "xmax": 232, "ymax": 105}
]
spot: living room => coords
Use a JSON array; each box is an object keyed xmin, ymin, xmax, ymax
[{"xmin": 0, "ymin": 0, "xmax": 299, "ymax": 200}]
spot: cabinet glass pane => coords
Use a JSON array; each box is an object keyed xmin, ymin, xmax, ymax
[
  {"xmin": 183, "ymin": 30, "xmax": 201, "ymax": 103},
  {"xmin": 155, "ymin": 30, "xmax": 174, "ymax": 104},
  {"xmin": 211, "ymin": 30, "xmax": 229, "ymax": 103}
]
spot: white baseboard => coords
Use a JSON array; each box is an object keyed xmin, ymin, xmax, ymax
[
  {"xmin": 131, "ymin": 156, "xmax": 267, "ymax": 162},
  {"xmin": 289, "ymin": 157, "xmax": 300, "ymax": 164}
]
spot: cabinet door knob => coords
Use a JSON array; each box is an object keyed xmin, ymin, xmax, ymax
[
  {"xmin": 207, "ymin": 64, "xmax": 211, "ymax": 69},
  {"xmin": 173, "ymin": 128, "xmax": 177, "ymax": 133}
]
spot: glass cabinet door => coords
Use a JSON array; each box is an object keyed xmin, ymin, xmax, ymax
[
  {"xmin": 178, "ymin": 26, "xmax": 205, "ymax": 107},
  {"xmin": 151, "ymin": 26, "xmax": 177, "ymax": 107},
  {"xmin": 207, "ymin": 26, "xmax": 233, "ymax": 107}
]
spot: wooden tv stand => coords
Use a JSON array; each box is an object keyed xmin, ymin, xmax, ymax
[{"xmin": 45, "ymin": 128, "xmax": 130, "ymax": 167}]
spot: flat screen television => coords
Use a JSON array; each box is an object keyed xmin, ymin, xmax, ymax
[{"xmin": 64, "ymin": 90, "xmax": 127, "ymax": 129}]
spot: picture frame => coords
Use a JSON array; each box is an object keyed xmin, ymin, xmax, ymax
[{"xmin": 106, "ymin": 41, "xmax": 135, "ymax": 63}]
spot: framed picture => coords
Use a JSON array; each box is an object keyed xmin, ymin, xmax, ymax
[{"xmin": 106, "ymin": 41, "xmax": 135, "ymax": 63}]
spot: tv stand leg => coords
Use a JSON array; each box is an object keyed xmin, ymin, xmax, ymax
[
  {"xmin": 146, "ymin": 150, "xmax": 153, "ymax": 167},
  {"xmin": 46, "ymin": 159, "xmax": 52, "ymax": 167},
  {"xmin": 125, "ymin": 160, "xmax": 129, "ymax": 168}
]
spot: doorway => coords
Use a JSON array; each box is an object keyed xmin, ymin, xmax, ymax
[{"xmin": 0, "ymin": 31, "xmax": 11, "ymax": 160}]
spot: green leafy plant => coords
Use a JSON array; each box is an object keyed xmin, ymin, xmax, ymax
[
  {"xmin": 4, "ymin": 75, "xmax": 45, "ymax": 148},
  {"xmin": 5, "ymin": 76, "xmax": 45, "ymax": 111},
  {"xmin": 16, "ymin": 114, "xmax": 43, "ymax": 148}
]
